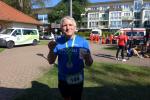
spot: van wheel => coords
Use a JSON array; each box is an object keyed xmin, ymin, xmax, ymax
[
  {"xmin": 32, "ymin": 40, "xmax": 38, "ymax": 46},
  {"xmin": 7, "ymin": 41, "xmax": 14, "ymax": 49}
]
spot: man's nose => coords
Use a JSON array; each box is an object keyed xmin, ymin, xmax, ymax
[{"xmin": 66, "ymin": 25, "xmax": 70, "ymax": 29}]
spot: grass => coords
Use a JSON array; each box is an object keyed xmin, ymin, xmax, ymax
[
  {"xmin": 39, "ymin": 40, "xmax": 50, "ymax": 45},
  {"xmin": 0, "ymin": 48, "xmax": 5, "ymax": 52},
  {"xmin": 102, "ymin": 45, "xmax": 117, "ymax": 50},
  {"xmin": 14, "ymin": 62, "xmax": 150, "ymax": 100}
]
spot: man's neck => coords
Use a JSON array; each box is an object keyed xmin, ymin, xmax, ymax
[{"xmin": 66, "ymin": 34, "xmax": 75, "ymax": 39}]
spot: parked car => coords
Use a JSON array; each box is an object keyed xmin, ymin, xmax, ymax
[{"xmin": 40, "ymin": 32, "xmax": 55, "ymax": 40}]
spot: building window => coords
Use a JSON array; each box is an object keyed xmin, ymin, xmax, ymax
[{"xmin": 134, "ymin": 0, "xmax": 142, "ymax": 11}]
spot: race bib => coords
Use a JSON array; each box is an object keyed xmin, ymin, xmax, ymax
[{"xmin": 66, "ymin": 73, "xmax": 83, "ymax": 85}]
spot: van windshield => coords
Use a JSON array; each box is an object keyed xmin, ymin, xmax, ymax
[
  {"xmin": 126, "ymin": 32, "xmax": 144, "ymax": 36},
  {"xmin": 0, "ymin": 29, "xmax": 14, "ymax": 35},
  {"xmin": 92, "ymin": 31, "xmax": 99, "ymax": 34}
]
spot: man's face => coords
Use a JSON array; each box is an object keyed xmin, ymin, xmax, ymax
[{"xmin": 61, "ymin": 19, "xmax": 76, "ymax": 37}]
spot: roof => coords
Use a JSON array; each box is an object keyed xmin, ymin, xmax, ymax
[{"xmin": 0, "ymin": 1, "xmax": 41, "ymax": 25}]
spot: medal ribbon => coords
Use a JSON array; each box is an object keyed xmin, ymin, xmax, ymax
[{"xmin": 65, "ymin": 35, "xmax": 76, "ymax": 65}]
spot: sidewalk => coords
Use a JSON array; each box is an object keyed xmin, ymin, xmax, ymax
[{"xmin": 0, "ymin": 45, "xmax": 51, "ymax": 100}]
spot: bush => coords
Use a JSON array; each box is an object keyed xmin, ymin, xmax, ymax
[
  {"xmin": 102, "ymin": 31, "xmax": 112, "ymax": 38},
  {"xmin": 77, "ymin": 31, "xmax": 91, "ymax": 37}
]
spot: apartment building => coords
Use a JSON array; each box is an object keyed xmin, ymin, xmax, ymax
[{"xmin": 81, "ymin": 0, "xmax": 150, "ymax": 32}]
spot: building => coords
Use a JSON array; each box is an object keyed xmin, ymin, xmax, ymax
[
  {"xmin": 0, "ymin": 1, "xmax": 41, "ymax": 31},
  {"xmin": 81, "ymin": 0, "xmax": 150, "ymax": 32},
  {"xmin": 32, "ymin": 7, "xmax": 52, "ymax": 33}
]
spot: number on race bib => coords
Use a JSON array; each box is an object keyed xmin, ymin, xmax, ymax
[{"xmin": 66, "ymin": 73, "xmax": 83, "ymax": 84}]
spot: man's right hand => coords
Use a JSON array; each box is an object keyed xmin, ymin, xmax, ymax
[{"xmin": 48, "ymin": 41, "xmax": 57, "ymax": 51}]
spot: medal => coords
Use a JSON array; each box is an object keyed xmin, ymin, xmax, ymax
[
  {"xmin": 65, "ymin": 35, "xmax": 76, "ymax": 68},
  {"xmin": 67, "ymin": 62, "xmax": 73, "ymax": 68}
]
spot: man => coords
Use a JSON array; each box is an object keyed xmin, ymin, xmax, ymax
[
  {"xmin": 116, "ymin": 31, "xmax": 127, "ymax": 61},
  {"xmin": 47, "ymin": 16, "xmax": 93, "ymax": 100}
]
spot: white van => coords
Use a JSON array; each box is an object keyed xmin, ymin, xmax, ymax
[
  {"xmin": 0, "ymin": 28, "xmax": 39, "ymax": 48},
  {"xmin": 91, "ymin": 29, "xmax": 102, "ymax": 36}
]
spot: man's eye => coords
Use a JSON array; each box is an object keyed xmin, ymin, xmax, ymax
[{"xmin": 62, "ymin": 25, "xmax": 67, "ymax": 27}]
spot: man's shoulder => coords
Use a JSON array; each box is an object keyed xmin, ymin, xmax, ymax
[{"xmin": 76, "ymin": 35, "xmax": 87, "ymax": 41}]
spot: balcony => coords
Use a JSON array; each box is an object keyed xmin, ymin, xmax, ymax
[
  {"xmin": 99, "ymin": 16, "xmax": 109, "ymax": 21},
  {"xmin": 109, "ymin": 7, "xmax": 122, "ymax": 11},
  {"xmin": 81, "ymin": 17, "xmax": 87, "ymax": 22},
  {"xmin": 122, "ymin": 16, "xmax": 133, "ymax": 21},
  {"xmin": 99, "ymin": 25, "xmax": 108, "ymax": 29},
  {"xmin": 109, "ymin": 25, "xmax": 122, "ymax": 29}
]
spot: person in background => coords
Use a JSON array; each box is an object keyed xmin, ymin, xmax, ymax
[
  {"xmin": 47, "ymin": 16, "xmax": 93, "ymax": 100},
  {"xmin": 109, "ymin": 34, "xmax": 113, "ymax": 44},
  {"xmin": 126, "ymin": 43, "xmax": 143, "ymax": 60},
  {"xmin": 116, "ymin": 31, "xmax": 127, "ymax": 61}
]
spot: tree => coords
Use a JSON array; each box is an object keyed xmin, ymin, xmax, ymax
[
  {"xmin": 48, "ymin": 0, "xmax": 89, "ymax": 24},
  {"xmin": 2, "ymin": 0, "xmax": 50, "ymax": 15},
  {"xmin": 2, "ymin": 0, "xmax": 31, "ymax": 14}
]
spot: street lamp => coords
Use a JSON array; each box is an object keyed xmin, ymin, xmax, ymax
[{"xmin": 69, "ymin": 0, "xmax": 72, "ymax": 17}]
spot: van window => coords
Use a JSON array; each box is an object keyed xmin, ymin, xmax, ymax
[
  {"xmin": 92, "ymin": 31, "xmax": 99, "ymax": 34},
  {"xmin": 12, "ymin": 29, "xmax": 21, "ymax": 36},
  {"xmin": 138, "ymin": 32, "xmax": 144, "ymax": 36},
  {"xmin": 23, "ymin": 30, "xmax": 37, "ymax": 35},
  {"xmin": 126, "ymin": 32, "xmax": 137, "ymax": 36},
  {"xmin": 32, "ymin": 30, "xmax": 37, "ymax": 35},
  {"xmin": 1, "ymin": 29, "xmax": 14, "ymax": 35}
]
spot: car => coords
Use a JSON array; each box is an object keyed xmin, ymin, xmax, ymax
[{"xmin": 41, "ymin": 32, "xmax": 55, "ymax": 40}]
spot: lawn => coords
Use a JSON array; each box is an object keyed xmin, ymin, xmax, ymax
[
  {"xmin": 15, "ymin": 62, "xmax": 150, "ymax": 100},
  {"xmin": 39, "ymin": 40, "xmax": 50, "ymax": 45},
  {"xmin": 0, "ymin": 48, "xmax": 5, "ymax": 52},
  {"xmin": 102, "ymin": 44, "xmax": 117, "ymax": 50}
]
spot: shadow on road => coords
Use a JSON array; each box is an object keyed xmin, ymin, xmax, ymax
[
  {"xmin": 93, "ymin": 53, "xmax": 115, "ymax": 60},
  {"xmin": 36, "ymin": 53, "xmax": 48, "ymax": 60},
  {"xmin": 1, "ymin": 81, "xmax": 150, "ymax": 100}
]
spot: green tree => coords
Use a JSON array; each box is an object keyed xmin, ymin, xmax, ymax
[
  {"xmin": 3, "ymin": 0, "xmax": 49, "ymax": 15},
  {"xmin": 48, "ymin": 0, "xmax": 89, "ymax": 24},
  {"xmin": 3, "ymin": 0, "xmax": 32, "ymax": 14}
]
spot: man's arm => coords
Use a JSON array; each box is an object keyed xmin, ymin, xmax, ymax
[
  {"xmin": 83, "ymin": 52, "xmax": 93, "ymax": 66},
  {"xmin": 47, "ymin": 41, "xmax": 57, "ymax": 64},
  {"xmin": 47, "ymin": 50, "xmax": 57, "ymax": 64}
]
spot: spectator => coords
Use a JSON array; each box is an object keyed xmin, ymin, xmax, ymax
[
  {"xmin": 109, "ymin": 34, "xmax": 113, "ymax": 44},
  {"xmin": 126, "ymin": 44, "xmax": 143, "ymax": 60},
  {"xmin": 116, "ymin": 31, "xmax": 127, "ymax": 61}
]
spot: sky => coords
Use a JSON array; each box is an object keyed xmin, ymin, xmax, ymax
[
  {"xmin": 89, "ymin": 0, "xmax": 118, "ymax": 3},
  {"xmin": 32, "ymin": 0, "xmax": 118, "ymax": 8}
]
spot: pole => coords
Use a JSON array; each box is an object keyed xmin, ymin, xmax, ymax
[
  {"xmin": 69, "ymin": 0, "xmax": 72, "ymax": 17},
  {"xmin": 131, "ymin": 8, "xmax": 134, "ymax": 46}
]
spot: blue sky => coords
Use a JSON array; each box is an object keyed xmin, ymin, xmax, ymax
[
  {"xmin": 50, "ymin": 0, "xmax": 118, "ymax": 6},
  {"xmin": 33, "ymin": 0, "xmax": 117, "ymax": 8},
  {"xmin": 89, "ymin": 0, "xmax": 118, "ymax": 3}
]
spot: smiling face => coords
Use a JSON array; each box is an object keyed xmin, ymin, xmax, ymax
[{"xmin": 61, "ymin": 16, "xmax": 76, "ymax": 38}]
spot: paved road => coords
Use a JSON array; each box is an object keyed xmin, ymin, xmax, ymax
[
  {"xmin": 0, "ymin": 43, "xmax": 149, "ymax": 100},
  {"xmin": 0, "ymin": 45, "xmax": 51, "ymax": 100},
  {"xmin": 90, "ymin": 42, "xmax": 150, "ymax": 67}
]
